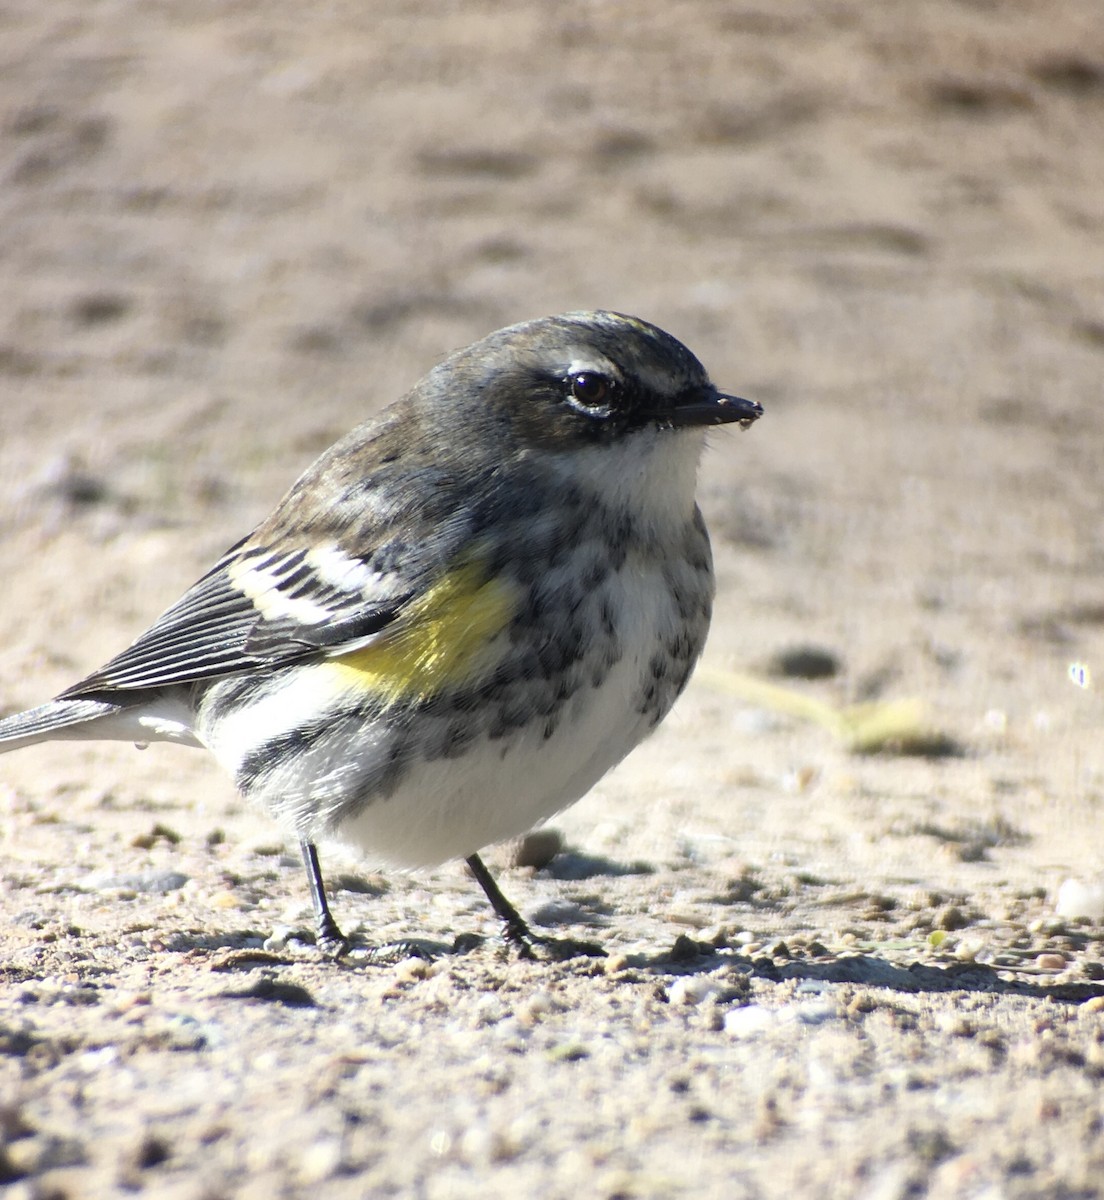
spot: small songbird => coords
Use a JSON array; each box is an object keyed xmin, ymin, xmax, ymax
[{"xmin": 0, "ymin": 311, "xmax": 762, "ymax": 956}]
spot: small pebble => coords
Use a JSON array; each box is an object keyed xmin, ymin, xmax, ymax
[
  {"xmin": 114, "ymin": 992, "xmax": 152, "ymax": 1013},
  {"xmin": 1035, "ymin": 953, "xmax": 1067, "ymax": 971},
  {"xmin": 393, "ymin": 958, "xmax": 432, "ymax": 984},
  {"xmin": 723, "ymin": 1005, "xmax": 775, "ymax": 1038},
  {"xmin": 934, "ymin": 905, "xmax": 969, "ymax": 931},
  {"xmin": 512, "ymin": 828, "xmax": 564, "ymax": 869},
  {"xmin": 667, "ymin": 934, "xmax": 706, "ymax": 962},
  {"xmin": 546, "ymin": 1042, "xmax": 589, "ymax": 1062},
  {"xmin": 1055, "ymin": 878, "xmax": 1104, "ymax": 921},
  {"xmin": 516, "ymin": 990, "xmax": 557, "ymax": 1024},
  {"xmin": 667, "ymin": 977, "xmax": 722, "ymax": 1007},
  {"xmin": 669, "ymin": 910, "xmax": 711, "ymax": 929},
  {"xmin": 955, "ymin": 938, "xmax": 985, "ymax": 962},
  {"xmin": 263, "ymin": 926, "xmax": 294, "ymax": 952},
  {"xmin": 78, "ymin": 1046, "xmax": 119, "ymax": 1072}
]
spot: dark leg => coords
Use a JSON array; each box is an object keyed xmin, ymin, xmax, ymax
[
  {"xmin": 465, "ymin": 852, "xmax": 535, "ymax": 950},
  {"xmin": 300, "ymin": 840, "xmax": 349, "ymax": 956},
  {"xmin": 298, "ymin": 841, "xmax": 434, "ymax": 965},
  {"xmin": 464, "ymin": 852, "xmax": 604, "ymax": 960}
]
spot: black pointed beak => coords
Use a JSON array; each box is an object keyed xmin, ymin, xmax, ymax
[{"xmin": 665, "ymin": 386, "xmax": 763, "ymax": 430}]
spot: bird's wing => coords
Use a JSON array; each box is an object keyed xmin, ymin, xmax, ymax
[
  {"xmin": 61, "ymin": 540, "xmax": 413, "ymax": 695},
  {"xmin": 64, "ymin": 451, "xmax": 479, "ymax": 697}
]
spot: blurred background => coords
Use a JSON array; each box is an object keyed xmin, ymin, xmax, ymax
[{"xmin": 2, "ymin": 0, "xmax": 1102, "ymax": 834}]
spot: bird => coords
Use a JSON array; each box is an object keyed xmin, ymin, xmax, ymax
[{"xmin": 0, "ymin": 311, "xmax": 762, "ymax": 957}]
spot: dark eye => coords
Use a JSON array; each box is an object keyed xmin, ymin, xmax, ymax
[{"xmin": 569, "ymin": 372, "xmax": 612, "ymax": 408}]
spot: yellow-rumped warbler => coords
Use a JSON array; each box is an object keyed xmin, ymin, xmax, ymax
[{"xmin": 0, "ymin": 311, "xmax": 761, "ymax": 955}]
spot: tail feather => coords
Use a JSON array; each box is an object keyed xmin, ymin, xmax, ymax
[
  {"xmin": 0, "ymin": 693, "xmax": 202, "ymax": 750},
  {"xmin": 0, "ymin": 698, "xmax": 126, "ymax": 751}
]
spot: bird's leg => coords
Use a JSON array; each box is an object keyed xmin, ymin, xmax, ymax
[
  {"xmin": 464, "ymin": 852, "xmax": 605, "ymax": 959},
  {"xmin": 299, "ymin": 840, "xmax": 349, "ymax": 957},
  {"xmin": 465, "ymin": 852, "xmax": 536, "ymax": 952}
]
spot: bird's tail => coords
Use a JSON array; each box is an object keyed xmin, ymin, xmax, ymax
[{"xmin": 0, "ymin": 698, "xmax": 126, "ymax": 752}]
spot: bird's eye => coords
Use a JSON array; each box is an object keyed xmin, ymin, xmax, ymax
[{"xmin": 568, "ymin": 372, "xmax": 612, "ymax": 408}]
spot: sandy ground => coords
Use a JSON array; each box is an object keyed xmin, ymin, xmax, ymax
[{"xmin": 2, "ymin": 1, "xmax": 1104, "ymax": 1197}]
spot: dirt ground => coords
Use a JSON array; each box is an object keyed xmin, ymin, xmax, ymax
[{"xmin": 1, "ymin": 1, "xmax": 1104, "ymax": 1197}]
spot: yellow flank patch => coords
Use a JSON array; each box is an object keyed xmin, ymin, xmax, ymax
[{"xmin": 328, "ymin": 559, "xmax": 520, "ymax": 705}]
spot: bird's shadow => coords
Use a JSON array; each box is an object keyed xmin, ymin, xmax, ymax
[
  {"xmin": 664, "ymin": 944, "xmax": 1104, "ymax": 1005},
  {"xmin": 539, "ymin": 851, "xmax": 655, "ymax": 880}
]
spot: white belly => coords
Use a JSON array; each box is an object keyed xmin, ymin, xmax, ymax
[
  {"xmin": 332, "ymin": 564, "xmax": 687, "ymax": 868},
  {"xmin": 334, "ymin": 654, "xmax": 646, "ymax": 866}
]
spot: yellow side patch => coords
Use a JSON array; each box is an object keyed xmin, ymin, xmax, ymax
[{"xmin": 328, "ymin": 560, "xmax": 520, "ymax": 705}]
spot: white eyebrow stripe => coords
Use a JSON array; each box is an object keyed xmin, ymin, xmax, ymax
[{"xmin": 567, "ymin": 357, "xmax": 619, "ymax": 379}]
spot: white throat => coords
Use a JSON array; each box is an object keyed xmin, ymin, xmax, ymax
[{"xmin": 555, "ymin": 428, "xmax": 706, "ymax": 533}]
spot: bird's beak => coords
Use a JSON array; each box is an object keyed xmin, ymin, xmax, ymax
[{"xmin": 665, "ymin": 387, "xmax": 764, "ymax": 430}]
